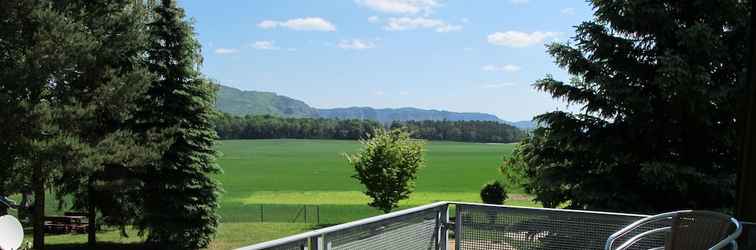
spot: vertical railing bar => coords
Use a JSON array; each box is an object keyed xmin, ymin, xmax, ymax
[
  {"xmin": 455, "ymin": 204, "xmax": 462, "ymax": 250},
  {"xmin": 309, "ymin": 235, "xmax": 319, "ymax": 250},
  {"xmin": 440, "ymin": 204, "xmax": 449, "ymax": 250},
  {"xmin": 430, "ymin": 207, "xmax": 442, "ymax": 249},
  {"xmin": 317, "ymin": 235, "xmax": 324, "ymax": 250}
]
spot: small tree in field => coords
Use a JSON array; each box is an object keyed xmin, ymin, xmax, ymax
[{"xmin": 346, "ymin": 129, "xmax": 425, "ymax": 213}]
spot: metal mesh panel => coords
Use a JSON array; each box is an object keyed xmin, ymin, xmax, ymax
[
  {"xmin": 323, "ymin": 207, "xmax": 442, "ymax": 250},
  {"xmin": 261, "ymin": 239, "xmax": 309, "ymax": 250},
  {"xmin": 457, "ymin": 204, "xmax": 667, "ymax": 250}
]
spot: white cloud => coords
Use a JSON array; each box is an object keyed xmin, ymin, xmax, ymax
[
  {"xmin": 257, "ymin": 20, "xmax": 278, "ymax": 29},
  {"xmin": 383, "ymin": 17, "xmax": 462, "ymax": 32},
  {"xmin": 482, "ymin": 83, "xmax": 517, "ymax": 88},
  {"xmin": 482, "ymin": 64, "xmax": 521, "ymax": 72},
  {"xmin": 509, "ymin": 0, "xmax": 529, "ymax": 5},
  {"xmin": 487, "ymin": 31, "xmax": 559, "ymax": 47},
  {"xmin": 560, "ymin": 8, "xmax": 575, "ymax": 15},
  {"xmin": 257, "ymin": 17, "xmax": 336, "ymax": 31},
  {"xmin": 399, "ymin": 91, "xmax": 410, "ymax": 96},
  {"xmin": 368, "ymin": 16, "xmax": 381, "ymax": 23},
  {"xmin": 463, "ymin": 47, "xmax": 474, "ymax": 51},
  {"xmin": 214, "ymin": 48, "xmax": 239, "ymax": 54},
  {"xmin": 338, "ymin": 39, "xmax": 376, "ymax": 50},
  {"xmin": 374, "ymin": 90, "xmax": 386, "ymax": 96},
  {"xmin": 460, "ymin": 18, "xmax": 470, "ymax": 23},
  {"xmin": 355, "ymin": 0, "xmax": 440, "ymax": 15},
  {"xmin": 251, "ymin": 41, "xmax": 279, "ymax": 50}
]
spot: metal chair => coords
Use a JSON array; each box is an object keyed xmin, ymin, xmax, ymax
[{"xmin": 605, "ymin": 210, "xmax": 742, "ymax": 250}]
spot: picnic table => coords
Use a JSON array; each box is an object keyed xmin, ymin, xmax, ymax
[{"xmin": 44, "ymin": 213, "xmax": 88, "ymax": 234}]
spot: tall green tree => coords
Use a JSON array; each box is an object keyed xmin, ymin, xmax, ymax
[
  {"xmin": 346, "ymin": 129, "xmax": 425, "ymax": 213},
  {"xmin": 0, "ymin": 0, "xmax": 37, "ymax": 217},
  {"xmin": 136, "ymin": 0, "xmax": 222, "ymax": 248},
  {"xmin": 0, "ymin": 1, "xmax": 103, "ymax": 247},
  {"xmin": 46, "ymin": 2, "xmax": 159, "ymax": 246},
  {"xmin": 504, "ymin": 0, "xmax": 750, "ymax": 213},
  {"xmin": 1, "ymin": 1, "xmax": 159, "ymax": 248}
]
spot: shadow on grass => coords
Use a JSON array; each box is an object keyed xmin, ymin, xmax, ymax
[{"xmin": 46, "ymin": 242, "xmax": 150, "ymax": 250}]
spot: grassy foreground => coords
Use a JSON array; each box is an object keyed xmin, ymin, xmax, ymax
[
  {"xmin": 38, "ymin": 139, "xmax": 533, "ymax": 249},
  {"xmin": 29, "ymin": 223, "xmax": 312, "ymax": 250}
]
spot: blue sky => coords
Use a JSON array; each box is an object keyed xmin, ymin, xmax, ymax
[{"xmin": 180, "ymin": 0, "xmax": 594, "ymax": 121}]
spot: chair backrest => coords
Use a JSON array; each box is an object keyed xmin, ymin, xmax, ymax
[
  {"xmin": 605, "ymin": 210, "xmax": 742, "ymax": 250},
  {"xmin": 666, "ymin": 211, "xmax": 740, "ymax": 250}
]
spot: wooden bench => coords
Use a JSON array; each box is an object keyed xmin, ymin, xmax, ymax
[{"xmin": 44, "ymin": 214, "xmax": 88, "ymax": 234}]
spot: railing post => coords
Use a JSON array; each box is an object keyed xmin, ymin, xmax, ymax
[
  {"xmin": 455, "ymin": 204, "xmax": 462, "ymax": 250},
  {"xmin": 309, "ymin": 235, "xmax": 320, "ymax": 250},
  {"xmin": 439, "ymin": 204, "xmax": 449, "ymax": 250}
]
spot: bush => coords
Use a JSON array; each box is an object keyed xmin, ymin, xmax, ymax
[
  {"xmin": 346, "ymin": 129, "xmax": 425, "ymax": 213},
  {"xmin": 480, "ymin": 181, "xmax": 508, "ymax": 205}
]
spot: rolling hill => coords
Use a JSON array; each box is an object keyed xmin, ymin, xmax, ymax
[
  {"xmin": 215, "ymin": 85, "xmax": 534, "ymax": 128},
  {"xmin": 216, "ymin": 85, "xmax": 319, "ymax": 118}
]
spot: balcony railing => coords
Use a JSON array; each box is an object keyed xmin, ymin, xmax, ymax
[{"xmin": 237, "ymin": 201, "xmax": 756, "ymax": 250}]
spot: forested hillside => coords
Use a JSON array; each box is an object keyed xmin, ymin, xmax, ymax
[
  {"xmin": 214, "ymin": 85, "xmax": 537, "ymax": 127},
  {"xmin": 317, "ymin": 107, "xmax": 503, "ymax": 123},
  {"xmin": 216, "ymin": 85, "xmax": 319, "ymax": 118}
]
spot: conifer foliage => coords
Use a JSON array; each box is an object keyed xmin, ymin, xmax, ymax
[
  {"xmin": 137, "ymin": 0, "xmax": 222, "ymax": 248},
  {"xmin": 505, "ymin": 0, "xmax": 750, "ymax": 213}
]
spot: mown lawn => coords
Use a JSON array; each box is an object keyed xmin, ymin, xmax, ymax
[{"xmin": 217, "ymin": 139, "xmax": 532, "ymax": 224}]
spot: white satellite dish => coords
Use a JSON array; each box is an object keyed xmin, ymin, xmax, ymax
[{"xmin": 0, "ymin": 215, "xmax": 23, "ymax": 250}]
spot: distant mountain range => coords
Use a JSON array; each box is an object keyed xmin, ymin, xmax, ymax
[
  {"xmin": 317, "ymin": 107, "xmax": 502, "ymax": 123},
  {"xmin": 215, "ymin": 85, "xmax": 535, "ymax": 129}
]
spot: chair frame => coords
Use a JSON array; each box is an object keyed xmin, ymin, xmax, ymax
[{"xmin": 605, "ymin": 210, "xmax": 742, "ymax": 250}]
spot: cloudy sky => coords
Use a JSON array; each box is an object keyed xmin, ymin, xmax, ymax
[{"xmin": 180, "ymin": 0, "xmax": 594, "ymax": 121}]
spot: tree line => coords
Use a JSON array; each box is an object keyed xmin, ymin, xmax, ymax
[
  {"xmin": 388, "ymin": 120, "xmax": 525, "ymax": 143},
  {"xmin": 213, "ymin": 113, "xmax": 526, "ymax": 143},
  {"xmin": 0, "ymin": 0, "xmax": 219, "ymax": 249}
]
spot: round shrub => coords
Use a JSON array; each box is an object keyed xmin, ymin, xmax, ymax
[{"xmin": 480, "ymin": 181, "xmax": 508, "ymax": 205}]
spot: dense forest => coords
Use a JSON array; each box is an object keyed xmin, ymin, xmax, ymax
[
  {"xmin": 213, "ymin": 113, "xmax": 525, "ymax": 143},
  {"xmin": 388, "ymin": 120, "xmax": 525, "ymax": 143}
]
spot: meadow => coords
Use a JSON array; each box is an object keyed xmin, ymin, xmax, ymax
[{"xmin": 39, "ymin": 139, "xmax": 535, "ymax": 249}]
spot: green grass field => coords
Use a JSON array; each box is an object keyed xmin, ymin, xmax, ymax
[
  {"xmin": 217, "ymin": 139, "xmax": 533, "ymax": 223},
  {"xmin": 40, "ymin": 139, "xmax": 533, "ymax": 249}
]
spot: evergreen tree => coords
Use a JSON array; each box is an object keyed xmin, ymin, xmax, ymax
[
  {"xmin": 137, "ymin": 0, "xmax": 222, "ymax": 248},
  {"xmin": 505, "ymin": 0, "xmax": 750, "ymax": 213}
]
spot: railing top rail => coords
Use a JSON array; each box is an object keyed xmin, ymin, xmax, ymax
[
  {"xmin": 236, "ymin": 201, "xmax": 449, "ymax": 250},
  {"xmin": 451, "ymin": 201, "xmax": 651, "ymax": 218}
]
